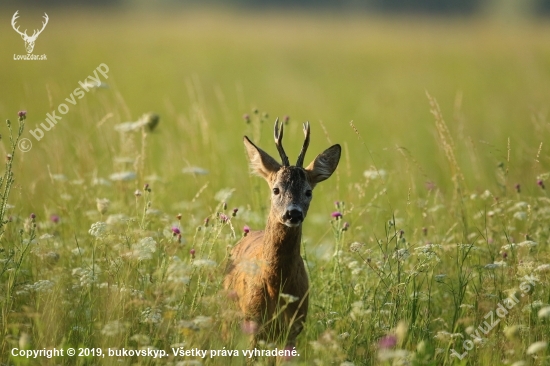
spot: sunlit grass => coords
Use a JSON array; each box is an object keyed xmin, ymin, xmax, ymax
[{"xmin": 1, "ymin": 8, "xmax": 550, "ymax": 365}]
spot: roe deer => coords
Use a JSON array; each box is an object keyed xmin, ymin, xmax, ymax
[{"xmin": 224, "ymin": 119, "xmax": 341, "ymax": 350}]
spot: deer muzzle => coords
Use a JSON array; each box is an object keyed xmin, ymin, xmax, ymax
[{"xmin": 282, "ymin": 206, "xmax": 304, "ymax": 227}]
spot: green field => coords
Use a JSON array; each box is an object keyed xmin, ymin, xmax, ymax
[{"xmin": 1, "ymin": 8, "xmax": 550, "ymax": 365}]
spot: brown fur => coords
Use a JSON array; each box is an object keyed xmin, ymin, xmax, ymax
[{"xmin": 224, "ymin": 126, "xmax": 341, "ymax": 349}]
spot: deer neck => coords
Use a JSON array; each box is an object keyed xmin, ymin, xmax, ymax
[{"xmin": 262, "ymin": 214, "xmax": 302, "ymax": 272}]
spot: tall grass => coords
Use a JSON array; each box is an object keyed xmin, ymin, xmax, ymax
[{"xmin": 1, "ymin": 8, "xmax": 550, "ymax": 365}]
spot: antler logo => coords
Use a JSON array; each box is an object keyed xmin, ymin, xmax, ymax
[{"xmin": 11, "ymin": 11, "xmax": 49, "ymax": 54}]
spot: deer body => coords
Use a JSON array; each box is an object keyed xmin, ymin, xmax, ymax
[{"xmin": 224, "ymin": 120, "xmax": 340, "ymax": 347}]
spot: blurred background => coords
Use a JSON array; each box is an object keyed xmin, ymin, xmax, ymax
[{"xmin": 1, "ymin": 0, "xmax": 550, "ymax": 216}]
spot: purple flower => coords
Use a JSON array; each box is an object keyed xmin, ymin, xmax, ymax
[
  {"xmin": 50, "ymin": 214, "xmax": 60, "ymax": 224},
  {"xmin": 232, "ymin": 208, "xmax": 238, "ymax": 217},
  {"xmin": 342, "ymin": 222, "xmax": 350, "ymax": 231},
  {"xmin": 243, "ymin": 225, "xmax": 250, "ymax": 234},
  {"xmin": 502, "ymin": 252, "xmax": 508, "ymax": 259},
  {"xmin": 331, "ymin": 211, "xmax": 342, "ymax": 219},
  {"xmin": 378, "ymin": 335, "xmax": 397, "ymax": 349},
  {"xmin": 538, "ymin": 180, "xmax": 545, "ymax": 189},
  {"xmin": 30, "ymin": 213, "xmax": 36, "ymax": 219},
  {"xmin": 172, "ymin": 227, "xmax": 181, "ymax": 235},
  {"xmin": 190, "ymin": 248, "xmax": 196, "ymax": 258},
  {"xmin": 241, "ymin": 320, "xmax": 259, "ymax": 335},
  {"xmin": 219, "ymin": 214, "xmax": 228, "ymax": 223},
  {"xmin": 515, "ymin": 183, "xmax": 521, "ymax": 193},
  {"xmin": 18, "ymin": 110, "xmax": 27, "ymax": 118}
]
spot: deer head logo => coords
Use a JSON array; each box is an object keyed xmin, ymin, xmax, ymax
[{"xmin": 11, "ymin": 11, "xmax": 49, "ymax": 54}]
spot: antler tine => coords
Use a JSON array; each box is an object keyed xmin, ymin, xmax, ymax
[
  {"xmin": 295, "ymin": 121, "xmax": 310, "ymax": 167},
  {"xmin": 34, "ymin": 13, "xmax": 49, "ymax": 37},
  {"xmin": 274, "ymin": 118, "xmax": 290, "ymax": 167},
  {"xmin": 11, "ymin": 11, "xmax": 27, "ymax": 36}
]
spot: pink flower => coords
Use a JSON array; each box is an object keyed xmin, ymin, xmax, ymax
[
  {"xmin": 378, "ymin": 335, "xmax": 397, "ymax": 349},
  {"xmin": 331, "ymin": 211, "xmax": 342, "ymax": 219},
  {"xmin": 172, "ymin": 227, "xmax": 180, "ymax": 235}
]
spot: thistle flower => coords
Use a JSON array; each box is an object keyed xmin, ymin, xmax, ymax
[
  {"xmin": 134, "ymin": 190, "xmax": 142, "ymax": 197},
  {"xmin": 378, "ymin": 335, "xmax": 397, "ymax": 349},
  {"xmin": 190, "ymin": 248, "xmax": 196, "ymax": 259},
  {"xmin": 18, "ymin": 110, "xmax": 27, "ymax": 119},
  {"xmin": 331, "ymin": 211, "xmax": 342, "ymax": 219},
  {"xmin": 232, "ymin": 208, "xmax": 238, "ymax": 217},
  {"xmin": 50, "ymin": 214, "xmax": 59, "ymax": 224},
  {"xmin": 342, "ymin": 222, "xmax": 350, "ymax": 231},
  {"xmin": 515, "ymin": 183, "xmax": 521, "ymax": 193},
  {"xmin": 219, "ymin": 214, "xmax": 229, "ymax": 223},
  {"xmin": 30, "ymin": 213, "xmax": 36, "ymax": 220},
  {"xmin": 243, "ymin": 225, "xmax": 250, "ymax": 236},
  {"xmin": 176, "ymin": 213, "xmax": 182, "ymax": 220},
  {"xmin": 172, "ymin": 227, "xmax": 181, "ymax": 235},
  {"xmin": 538, "ymin": 179, "xmax": 545, "ymax": 189}
]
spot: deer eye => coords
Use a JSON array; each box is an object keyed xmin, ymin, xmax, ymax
[
  {"xmin": 272, "ymin": 187, "xmax": 280, "ymax": 195},
  {"xmin": 305, "ymin": 190, "xmax": 312, "ymax": 197}
]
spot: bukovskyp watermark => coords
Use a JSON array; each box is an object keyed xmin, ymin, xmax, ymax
[
  {"xmin": 12, "ymin": 11, "xmax": 48, "ymax": 60},
  {"xmin": 18, "ymin": 63, "xmax": 110, "ymax": 153},
  {"xmin": 450, "ymin": 275, "xmax": 537, "ymax": 360}
]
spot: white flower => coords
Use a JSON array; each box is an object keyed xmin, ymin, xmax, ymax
[
  {"xmin": 517, "ymin": 240, "xmax": 537, "ymax": 248},
  {"xmin": 535, "ymin": 264, "xmax": 550, "ymax": 273},
  {"xmin": 72, "ymin": 266, "xmax": 101, "ymax": 288},
  {"xmin": 128, "ymin": 237, "xmax": 157, "ymax": 261},
  {"xmin": 182, "ymin": 167, "xmax": 209, "ymax": 175},
  {"xmin": 106, "ymin": 214, "xmax": 129, "ymax": 225},
  {"xmin": 513, "ymin": 212, "xmax": 527, "ymax": 221},
  {"xmin": 141, "ymin": 307, "xmax": 162, "ymax": 324},
  {"xmin": 363, "ymin": 169, "xmax": 386, "ymax": 180},
  {"xmin": 526, "ymin": 341, "xmax": 547, "ymax": 355},
  {"xmin": 480, "ymin": 190, "xmax": 492, "ymax": 199},
  {"xmin": 192, "ymin": 259, "xmax": 217, "ymax": 268},
  {"xmin": 485, "ymin": 261, "xmax": 507, "ymax": 269},
  {"xmin": 109, "ymin": 171, "xmax": 136, "ymax": 181},
  {"xmin": 89, "ymin": 222, "xmax": 107, "ymax": 238},
  {"xmin": 280, "ymin": 293, "xmax": 299, "ymax": 304},
  {"xmin": 349, "ymin": 242, "xmax": 364, "ymax": 253},
  {"xmin": 393, "ymin": 249, "xmax": 410, "ymax": 261},
  {"xmin": 25, "ymin": 280, "xmax": 55, "ymax": 293},
  {"xmin": 101, "ymin": 320, "xmax": 126, "ymax": 337},
  {"xmin": 538, "ymin": 306, "xmax": 550, "ymax": 319}
]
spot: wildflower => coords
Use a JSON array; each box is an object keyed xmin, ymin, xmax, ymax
[
  {"xmin": 342, "ymin": 222, "xmax": 350, "ymax": 231},
  {"xmin": 526, "ymin": 341, "xmax": 547, "ymax": 355},
  {"xmin": 232, "ymin": 208, "xmax": 238, "ymax": 217},
  {"xmin": 144, "ymin": 183, "xmax": 150, "ymax": 191},
  {"xmin": 89, "ymin": 222, "xmax": 107, "ymax": 238},
  {"xmin": 504, "ymin": 325, "xmax": 520, "ymax": 339},
  {"xmin": 177, "ymin": 213, "xmax": 182, "ymax": 220},
  {"xmin": 331, "ymin": 211, "xmax": 342, "ymax": 219},
  {"xmin": 172, "ymin": 227, "xmax": 181, "ymax": 235},
  {"xmin": 350, "ymin": 242, "xmax": 364, "ymax": 253},
  {"xmin": 204, "ymin": 217, "xmax": 209, "ymax": 227},
  {"xmin": 378, "ymin": 335, "xmax": 397, "ymax": 349},
  {"xmin": 484, "ymin": 261, "xmax": 507, "ymax": 269},
  {"xmin": 241, "ymin": 320, "xmax": 258, "ymax": 334},
  {"xmin": 243, "ymin": 225, "xmax": 250, "ymax": 236},
  {"xmin": 502, "ymin": 252, "xmax": 508, "ymax": 259},
  {"xmin": 134, "ymin": 189, "xmax": 142, "ymax": 197},
  {"xmin": 535, "ymin": 264, "xmax": 550, "ymax": 272},
  {"xmin": 50, "ymin": 214, "xmax": 59, "ymax": 224},
  {"xmin": 18, "ymin": 110, "xmax": 27, "ymax": 119},
  {"xmin": 243, "ymin": 114, "xmax": 250, "ymax": 123},
  {"xmin": 515, "ymin": 183, "xmax": 521, "ymax": 193},
  {"xmin": 538, "ymin": 306, "xmax": 550, "ymax": 319},
  {"xmin": 538, "ymin": 179, "xmax": 545, "ymax": 189},
  {"xmin": 109, "ymin": 171, "xmax": 136, "ymax": 182},
  {"xmin": 30, "ymin": 213, "xmax": 36, "ymax": 219},
  {"xmin": 280, "ymin": 293, "xmax": 299, "ymax": 304},
  {"xmin": 219, "ymin": 214, "xmax": 228, "ymax": 223},
  {"xmin": 182, "ymin": 167, "xmax": 209, "ymax": 175},
  {"xmin": 128, "ymin": 237, "xmax": 157, "ymax": 260},
  {"xmin": 101, "ymin": 320, "xmax": 126, "ymax": 337},
  {"xmin": 96, "ymin": 198, "xmax": 110, "ymax": 215},
  {"xmin": 190, "ymin": 248, "xmax": 195, "ymax": 259}
]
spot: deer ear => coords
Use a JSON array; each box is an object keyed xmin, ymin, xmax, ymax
[
  {"xmin": 305, "ymin": 144, "xmax": 341, "ymax": 187},
  {"xmin": 243, "ymin": 136, "xmax": 281, "ymax": 181}
]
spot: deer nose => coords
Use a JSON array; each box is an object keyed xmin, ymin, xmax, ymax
[{"xmin": 284, "ymin": 209, "xmax": 304, "ymax": 223}]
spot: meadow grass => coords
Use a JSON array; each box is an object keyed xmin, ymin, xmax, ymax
[{"xmin": 1, "ymin": 7, "xmax": 550, "ymax": 365}]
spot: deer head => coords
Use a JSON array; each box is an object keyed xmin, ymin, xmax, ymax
[
  {"xmin": 243, "ymin": 119, "xmax": 341, "ymax": 227},
  {"xmin": 11, "ymin": 11, "xmax": 49, "ymax": 54}
]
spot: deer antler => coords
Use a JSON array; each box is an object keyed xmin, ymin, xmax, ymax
[
  {"xmin": 295, "ymin": 121, "xmax": 310, "ymax": 168},
  {"xmin": 274, "ymin": 118, "xmax": 290, "ymax": 167},
  {"xmin": 31, "ymin": 13, "xmax": 49, "ymax": 39},
  {"xmin": 11, "ymin": 11, "xmax": 28, "ymax": 37}
]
